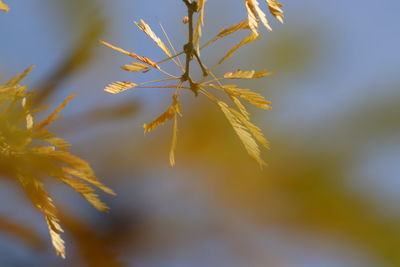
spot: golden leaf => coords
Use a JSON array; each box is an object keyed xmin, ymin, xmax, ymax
[
  {"xmin": 245, "ymin": 0, "xmax": 273, "ymax": 32},
  {"xmin": 1, "ymin": 69, "xmax": 115, "ymax": 257},
  {"xmin": 207, "ymin": 84, "xmax": 272, "ymax": 110},
  {"xmin": 218, "ymin": 33, "xmax": 259, "ymax": 65},
  {"xmin": 45, "ymin": 137, "xmax": 70, "ymax": 151},
  {"xmin": 47, "ymin": 150, "xmax": 115, "ymax": 195},
  {"xmin": 232, "ymin": 96, "xmax": 250, "ymax": 120},
  {"xmin": 143, "ymin": 93, "xmax": 181, "ymax": 133},
  {"xmin": 266, "ymin": 0, "xmax": 284, "ymax": 23},
  {"xmin": 244, "ymin": 0, "xmax": 260, "ymax": 35},
  {"xmin": 218, "ymin": 101, "xmax": 266, "ymax": 166},
  {"xmin": 121, "ymin": 62, "xmax": 149, "ymax": 72},
  {"xmin": 169, "ymin": 115, "xmax": 178, "ymax": 167},
  {"xmin": 252, "ymin": 0, "xmax": 272, "ymax": 31},
  {"xmin": 59, "ymin": 176, "xmax": 109, "ymax": 212},
  {"xmin": 104, "ymin": 81, "xmax": 137, "ymax": 94},
  {"xmin": 36, "ymin": 94, "xmax": 76, "ymax": 129},
  {"xmin": 2, "ymin": 66, "xmax": 34, "ymax": 88},
  {"xmin": 0, "ymin": 0, "xmax": 9, "ymax": 12},
  {"xmin": 229, "ymin": 108, "xmax": 270, "ymax": 149},
  {"xmin": 62, "ymin": 167, "xmax": 115, "ymax": 195},
  {"xmin": 193, "ymin": 0, "xmax": 207, "ymax": 53},
  {"xmin": 17, "ymin": 175, "xmax": 65, "ymax": 258},
  {"xmin": 224, "ymin": 85, "xmax": 272, "ymax": 110},
  {"xmin": 216, "ymin": 20, "xmax": 250, "ymax": 40},
  {"xmin": 224, "ymin": 69, "xmax": 274, "ymax": 79},
  {"xmin": 0, "ymin": 67, "xmax": 114, "ymax": 258},
  {"xmin": 135, "ymin": 19, "xmax": 172, "ymax": 57},
  {"xmin": 100, "ymin": 40, "xmax": 160, "ymax": 69}
]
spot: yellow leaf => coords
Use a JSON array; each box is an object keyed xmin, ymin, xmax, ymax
[
  {"xmin": 45, "ymin": 137, "xmax": 70, "ymax": 151},
  {"xmin": 193, "ymin": 0, "xmax": 207, "ymax": 53},
  {"xmin": 169, "ymin": 115, "xmax": 178, "ymax": 167},
  {"xmin": 1, "ymin": 69, "xmax": 115, "ymax": 258},
  {"xmin": 17, "ymin": 176, "xmax": 65, "ymax": 258},
  {"xmin": 36, "ymin": 94, "xmax": 76, "ymax": 129},
  {"xmin": 244, "ymin": 0, "xmax": 260, "ymax": 35},
  {"xmin": 232, "ymin": 96, "xmax": 250, "ymax": 120},
  {"xmin": 104, "ymin": 81, "xmax": 137, "ymax": 94},
  {"xmin": 143, "ymin": 93, "xmax": 181, "ymax": 133},
  {"xmin": 207, "ymin": 84, "xmax": 272, "ymax": 110},
  {"xmin": 46, "ymin": 216, "xmax": 65, "ymax": 259},
  {"xmin": 100, "ymin": 40, "xmax": 160, "ymax": 69},
  {"xmin": 230, "ymin": 108, "xmax": 270, "ymax": 149},
  {"xmin": 62, "ymin": 166, "xmax": 115, "ymax": 195},
  {"xmin": 266, "ymin": 0, "xmax": 284, "ymax": 23},
  {"xmin": 33, "ymin": 148, "xmax": 115, "ymax": 195},
  {"xmin": 0, "ymin": 0, "xmax": 9, "ymax": 12},
  {"xmin": 245, "ymin": 0, "xmax": 273, "ymax": 32},
  {"xmin": 218, "ymin": 33, "xmax": 259, "ymax": 65},
  {"xmin": 224, "ymin": 69, "xmax": 274, "ymax": 79},
  {"xmin": 59, "ymin": 176, "xmax": 110, "ymax": 212},
  {"xmin": 3, "ymin": 66, "xmax": 34, "ymax": 88},
  {"xmin": 121, "ymin": 62, "xmax": 148, "ymax": 72},
  {"xmin": 218, "ymin": 101, "xmax": 266, "ymax": 166},
  {"xmin": 135, "ymin": 19, "xmax": 172, "ymax": 57},
  {"xmin": 216, "ymin": 20, "xmax": 250, "ymax": 40},
  {"xmin": 224, "ymin": 85, "xmax": 272, "ymax": 110}
]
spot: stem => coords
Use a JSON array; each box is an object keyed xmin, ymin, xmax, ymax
[
  {"xmin": 181, "ymin": 0, "xmax": 196, "ymax": 82},
  {"xmin": 181, "ymin": 0, "xmax": 208, "ymax": 95}
]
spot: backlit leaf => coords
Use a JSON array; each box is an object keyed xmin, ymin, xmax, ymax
[
  {"xmin": 104, "ymin": 81, "xmax": 137, "ymax": 94},
  {"xmin": 143, "ymin": 93, "xmax": 181, "ymax": 133},
  {"xmin": 169, "ymin": 115, "xmax": 178, "ymax": 167},
  {"xmin": 121, "ymin": 62, "xmax": 148, "ymax": 72},
  {"xmin": 224, "ymin": 69, "xmax": 274, "ymax": 79},
  {"xmin": 245, "ymin": 0, "xmax": 272, "ymax": 32},
  {"xmin": 218, "ymin": 33, "xmax": 259, "ymax": 65},
  {"xmin": 266, "ymin": 0, "xmax": 284, "ymax": 23},
  {"xmin": 135, "ymin": 19, "xmax": 172, "ymax": 57},
  {"xmin": 100, "ymin": 40, "xmax": 160, "ymax": 69},
  {"xmin": 218, "ymin": 101, "xmax": 266, "ymax": 166}
]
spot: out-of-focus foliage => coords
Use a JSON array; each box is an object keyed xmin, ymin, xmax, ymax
[
  {"xmin": 33, "ymin": 19, "xmax": 107, "ymax": 106},
  {"xmin": 58, "ymin": 211, "xmax": 124, "ymax": 267},
  {"xmin": 0, "ymin": 216, "xmax": 44, "ymax": 250},
  {"xmin": 0, "ymin": 0, "xmax": 8, "ymax": 12},
  {"xmin": 122, "ymin": 92, "xmax": 400, "ymax": 266},
  {"xmin": 0, "ymin": 68, "xmax": 114, "ymax": 258}
]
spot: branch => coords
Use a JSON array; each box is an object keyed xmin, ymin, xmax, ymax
[{"xmin": 181, "ymin": 0, "xmax": 208, "ymax": 96}]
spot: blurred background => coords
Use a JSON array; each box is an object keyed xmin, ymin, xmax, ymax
[{"xmin": 1, "ymin": 0, "xmax": 400, "ymax": 266}]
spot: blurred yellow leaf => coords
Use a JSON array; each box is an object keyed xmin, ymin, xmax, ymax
[
  {"xmin": 224, "ymin": 69, "xmax": 274, "ymax": 79},
  {"xmin": 0, "ymin": 68, "xmax": 114, "ymax": 258},
  {"xmin": 0, "ymin": 0, "xmax": 9, "ymax": 12}
]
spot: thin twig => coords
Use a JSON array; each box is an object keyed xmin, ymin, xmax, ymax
[{"xmin": 180, "ymin": 0, "xmax": 208, "ymax": 95}]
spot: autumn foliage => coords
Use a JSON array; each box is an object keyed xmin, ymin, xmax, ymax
[{"xmin": 1, "ymin": 0, "xmax": 284, "ymax": 258}]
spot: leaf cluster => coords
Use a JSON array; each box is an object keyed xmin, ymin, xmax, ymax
[
  {"xmin": 102, "ymin": 0, "xmax": 284, "ymax": 166},
  {"xmin": 0, "ymin": 68, "xmax": 114, "ymax": 258}
]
